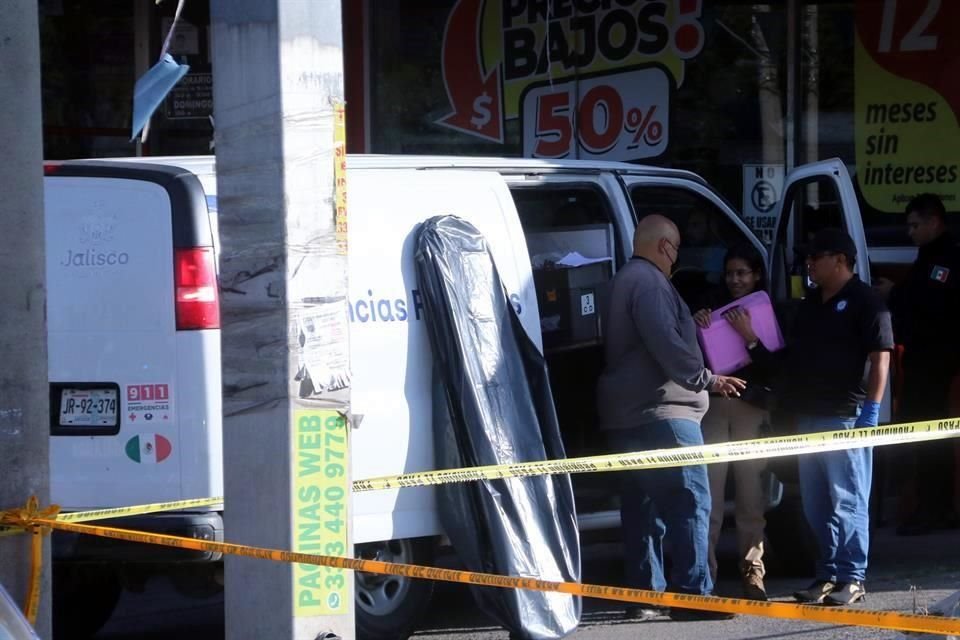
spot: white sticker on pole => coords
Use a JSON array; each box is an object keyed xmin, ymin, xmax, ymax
[
  {"xmin": 742, "ymin": 164, "xmax": 785, "ymax": 245},
  {"xmin": 521, "ymin": 68, "xmax": 669, "ymax": 161}
]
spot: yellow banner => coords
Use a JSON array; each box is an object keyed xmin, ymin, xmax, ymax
[
  {"xmin": 437, "ymin": 0, "xmax": 705, "ymax": 144},
  {"xmin": 855, "ymin": 1, "xmax": 960, "ymax": 212},
  {"xmin": 292, "ymin": 410, "xmax": 350, "ymax": 617}
]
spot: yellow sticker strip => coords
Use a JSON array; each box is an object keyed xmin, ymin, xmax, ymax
[
  {"xmin": 20, "ymin": 516, "xmax": 960, "ymax": 637},
  {"xmin": 352, "ymin": 417, "xmax": 960, "ymax": 492},
  {"xmin": 333, "ymin": 101, "xmax": 348, "ymax": 255}
]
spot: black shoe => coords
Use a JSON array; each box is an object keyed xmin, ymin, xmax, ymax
[
  {"xmin": 624, "ymin": 605, "xmax": 668, "ymax": 621},
  {"xmin": 823, "ymin": 581, "xmax": 866, "ymax": 606},
  {"xmin": 793, "ymin": 580, "xmax": 836, "ymax": 604},
  {"xmin": 669, "ymin": 607, "xmax": 736, "ymax": 621},
  {"xmin": 742, "ymin": 570, "xmax": 768, "ymax": 601}
]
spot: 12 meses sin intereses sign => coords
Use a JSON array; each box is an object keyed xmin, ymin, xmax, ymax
[{"xmin": 855, "ymin": 0, "xmax": 960, "ymax": 212}]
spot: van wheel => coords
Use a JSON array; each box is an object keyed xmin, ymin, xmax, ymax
[
  {"xmin": 170, "ymin": 564, "xmax": 224, "ymax": 599},
  {"xmin": 53, "ymin": 565, "xmax": 122, "ymax": 639},
  {"xmin": 355, "ymin": 538, "xmax": 436, "ymax": 640},
  {"xmin": 765, "ymin": 496, "xmax": 818, "ymax": 577}
]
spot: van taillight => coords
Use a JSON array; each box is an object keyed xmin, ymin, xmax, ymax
[{"xmin": 174, "ymin": 247, "xmax": 220, "ymax": 330}]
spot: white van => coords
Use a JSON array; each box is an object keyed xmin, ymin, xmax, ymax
[{"xmin": 45, "ymin": 155, "xmax": 874, "ymax": 639}]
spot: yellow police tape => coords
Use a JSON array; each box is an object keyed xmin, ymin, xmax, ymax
[
  {"xmin": 353, "ymin": 416, "xmax": 960, "ymax": 492},
  {"xmin": 55, "ymin": 496, "xmax": 223, "ymax": 522},
  {"xmin": 0, "ymin": 496, "xmax": 224, "ymax": 538},
  {"xmin": 12, "ymin": 515, "xmax": 960, "ymax": 637},
  {"xmin": 0, "ymin": 418, "xmax": 957, "ymax": 627},
  {"xmin": 4, "ymin": 417, "xmax": 958, "ymax": 534},
  {"xmin": 0, "ymin": 497, "xmax": 60, "ymax": 625}
]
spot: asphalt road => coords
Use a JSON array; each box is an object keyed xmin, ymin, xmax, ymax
[{"xmin": 96, "ymin": 526, "xmax": 960, "ymax": 640}]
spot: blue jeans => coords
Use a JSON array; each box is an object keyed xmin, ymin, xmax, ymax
[
  {"xmin": 797, "ymin": 414, "xmax": 872, "ymax": 583},
  {"xmin": 607, "ymin": 419, "xmax": 713, "ymax": 595}
]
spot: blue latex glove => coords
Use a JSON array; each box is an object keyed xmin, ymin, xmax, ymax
[{"xmin": 856, "ymin": 400, "xmax": 881, "ymax": 427}]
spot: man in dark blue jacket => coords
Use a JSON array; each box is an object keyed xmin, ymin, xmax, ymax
[{"xmin": 877, "ymin": 193, "xmax": 960, "ymax": 535}]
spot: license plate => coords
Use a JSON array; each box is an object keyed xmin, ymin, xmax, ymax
[{"xmin": 59, "ymin": 388, "xmax": 119, "ymax": 426}]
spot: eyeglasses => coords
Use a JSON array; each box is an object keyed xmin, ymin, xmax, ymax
[
  {"xmin": 663, "ymin": 238, "xmax": 680, "ymax": 256},
  {"xmin": 725, "ymin": 269, "xmax": 754, "ymax": 278}
]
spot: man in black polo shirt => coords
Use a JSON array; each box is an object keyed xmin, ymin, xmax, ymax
[{"xmin": 783, "ymin": 229, "xmax": 893, "ymax": 606}]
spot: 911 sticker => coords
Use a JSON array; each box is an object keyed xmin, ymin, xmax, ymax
[{"xmin": 126, "ymin": 384, "xmax": 172, "ymax": 424}]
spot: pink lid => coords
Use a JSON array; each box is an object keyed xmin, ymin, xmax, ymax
[{"xmin": 696, "ymin": 290, "xmax": 785, "ymax": 375}]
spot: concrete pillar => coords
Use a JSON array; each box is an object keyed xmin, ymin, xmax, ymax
[
  {"xmin": 210, "ymin": 1, "xmax": 353, "ymax": 639},
  {"xmin": 0, "ymin": 1, "xmax": 50, "ymax": 637}
]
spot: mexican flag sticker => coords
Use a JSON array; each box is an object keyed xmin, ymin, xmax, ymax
[{"xmin": 125, "ymin": 434, "xmax": 172, "ymax": 464}]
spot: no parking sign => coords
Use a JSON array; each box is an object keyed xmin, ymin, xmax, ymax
[{"xmin": 742, "ymin": 164, "xmax": 785, "ymax": 245}]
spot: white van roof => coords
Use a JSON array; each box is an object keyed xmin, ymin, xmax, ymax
[{"xmin": 71, "ymin": 154, "xmax": 707, "ymax": 185}]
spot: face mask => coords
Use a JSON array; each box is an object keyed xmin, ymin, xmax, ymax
[
  {"xmin": 131, "ymin": 54, "xmax": 190, "ymax": 141},
  {"xmin": 664, "ymin": 241, "xmax": 679, "ymax": 277}
]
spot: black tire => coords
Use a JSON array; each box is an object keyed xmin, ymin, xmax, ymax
[
  {"xmin": 53, "ymin": 565, "xmax": 122, "ymax": 639},
  {"xmin": 764, "ymin": 495, "xmax": 818, "ymax": 577},
  {"xmin": 355, "ymin": 538, "xmax": 436, "ymax": 640},
  {"xmin": 169, "ymin": 565, "xmax": 224, "ymax": 600}
]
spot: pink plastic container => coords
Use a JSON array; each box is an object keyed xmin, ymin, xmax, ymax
[{"xmin": 696, "ymin": 290, "xmax": 784, "ymax": 375}]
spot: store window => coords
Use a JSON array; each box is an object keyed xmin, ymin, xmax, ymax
[
  {"xmin": 799, "ymin": 1, "xmax": 960, "ymax": 246},
  {"xmin": 41, "ymin": 0, "xmax": 135, "ymax": 159},
  {"xmin": 40, "ymin": 0, "xmax": 213, "ymax": 160},
  {"xmin": 147, "ymin": 1, "xmax": 214, "ymax": 156},
  {"xmin": 368, "ymin": 1, "xmax": 789, "ymax": 235}
]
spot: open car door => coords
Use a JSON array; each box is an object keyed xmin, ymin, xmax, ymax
[
  {"xmin": 768, "ymin": 158, "xmax": 889, "ymax": 421},
  {"xmin": 769, "ymin": 158, "xmax": 870, "ymax": 301}
]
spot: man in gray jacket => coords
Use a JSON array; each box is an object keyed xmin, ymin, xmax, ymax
[{"xmin": 597, "ymin": 214, "xmax": 745, "ymax": 621}]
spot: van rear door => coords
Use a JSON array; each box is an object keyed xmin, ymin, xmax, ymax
[{"xmin": 45, "ymin": 162, "xmax": 221, "ymax": 509}]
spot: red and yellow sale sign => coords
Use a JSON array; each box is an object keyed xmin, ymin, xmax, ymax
[
  {"xmin": 437, "ymin": 0, "xmax": 706, "ymax": 160},
  {"xmin": 855, "ymin": 0, "xmax": 960, "ymax": 212}
]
